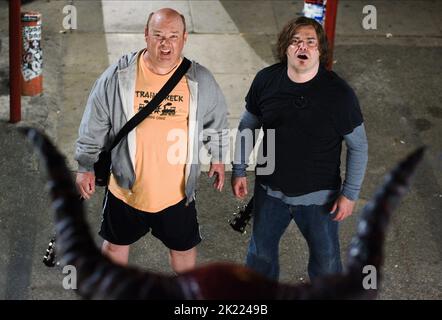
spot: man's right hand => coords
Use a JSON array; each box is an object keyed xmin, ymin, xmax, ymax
[
  {"xmin": 232, "ymin": 176, "xmax": 248, "ymax": 200},
  {"xmin": 76, "ymin": 172, "xmax": 96, "ymax": 200}
]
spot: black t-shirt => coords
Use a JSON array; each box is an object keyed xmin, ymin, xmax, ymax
[{"xmin": 246, "ymin": 63, "xmax": 363, "ymax": 196}]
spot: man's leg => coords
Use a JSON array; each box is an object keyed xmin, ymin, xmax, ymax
[
  {"xmin": 169, "ymin": 247, "xmax": 197, "ymax": 274},
  {"xmin": 292, "ymin": 203, "xmax": 343, "ymax": 281},
  {"xmin": 99, "ymin": 191, "xmax": 149, "ymax": 266},
  {"xmin": 150, "ymin": 198, "xmax": 201, "ymax": 274},
  {"xmin": 101, "ymin": 241, "xmax": 130, "ymax": 266},
  {"xmin": 246, "ymin": 184, "xmax": 292, "ymax": 280}
]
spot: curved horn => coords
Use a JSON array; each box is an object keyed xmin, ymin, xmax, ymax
[
  {"xmin": 278, "ymin": 147, "xmax": 425, "ymax": 300},
  {"xmin": 346, "ymin": 147, "xmax": 425, "ymax": 272},
  {"xmin": 20, "ymin": 127, "xmax": 186, "ymax": 299},
  {"xmin": 343, "ymin": 147, "xmax": 425, "ymax": 297}
]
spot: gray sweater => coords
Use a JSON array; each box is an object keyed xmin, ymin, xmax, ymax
[{"xmin": 75, "ymin": 50, "xmax": 229, "ymax": 204}]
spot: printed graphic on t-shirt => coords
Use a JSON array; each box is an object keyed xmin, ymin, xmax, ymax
[{"xmin": 135, "ymin": 91, "xmax": 185, "ymax": 119}]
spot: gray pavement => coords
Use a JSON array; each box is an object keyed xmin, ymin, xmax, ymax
[{"xmin": 0, "ymin": 0, "xmax": 441, "ymax": 300}]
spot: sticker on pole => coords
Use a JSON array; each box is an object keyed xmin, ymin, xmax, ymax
[
  {"xmin": 22, "ymin": 24, "xmax": 42, "ymax": 81},
  {"xmin": 303, "ymin": 0, "xmax": 326, "ymax": 25}
]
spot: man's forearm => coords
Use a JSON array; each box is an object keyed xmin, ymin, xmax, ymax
[
  {"xmin": 342, "ymin": 124, "xmax": 369, "ymax": 200},
  {"xmin": 232, "ymin": 110, "xmax": 262, "ymax": 177}
]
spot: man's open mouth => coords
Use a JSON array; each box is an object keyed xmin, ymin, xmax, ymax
[
  {"xmin": 297, "ymin": 54, "xmax": 308, "ymax": 60},
  {"xmin": 160, "ymin": 49, "xmax": 171, "ymax": 55}
]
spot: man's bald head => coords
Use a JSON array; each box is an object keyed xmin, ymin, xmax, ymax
[{"xmin": 146, "ymin": 8, "xmax": 186, "ymax": 34}]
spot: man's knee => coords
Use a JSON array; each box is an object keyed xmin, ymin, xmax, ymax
[
  {"xmin": 102, "ymin": 240, "xmax": 125, "ymax": 252},
  {"xmin": 101, "ymin": 240, "xmax": 129, "ymax": 265},
  {"xmin": 310, "ymin": 248, "xmax": 342, "ymax": 277},
  {"xmin": 246, "ymin": 252, "xmax": 278, "ymax": 280},
  {"xmin": 169, "ymin": 247, "xmax": 197, "ymax": 274}
]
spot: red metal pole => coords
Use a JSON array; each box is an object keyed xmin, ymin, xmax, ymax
[
  {"xmin": 324, "ymin": 0, "xmax": 338, "ymax": 70},
  {"xmin": 9, "ymin": 0, "xmax": 22, "ymax": 123}
]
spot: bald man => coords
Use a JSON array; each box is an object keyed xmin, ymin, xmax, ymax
[{"xmin": 75, "ymin": 8, "xmax": 229, "ymax": 273}]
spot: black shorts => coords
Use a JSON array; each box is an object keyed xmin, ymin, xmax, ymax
[{"xmin": 99, "ymin": 191, "xmax": 202, "ymax": 251}]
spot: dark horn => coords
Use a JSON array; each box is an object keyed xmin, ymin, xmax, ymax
[
  {"xmin": 275, "ymin": 147, "xmax": 425, "ymax": 300},
  {"xmin": 20, "ymin": 127, "xmax": 186, "ymax": 299},
  {"xmin": 347, "ymin": 147, "xmax": 425, "ymax": 273}
]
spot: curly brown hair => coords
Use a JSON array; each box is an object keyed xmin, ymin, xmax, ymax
[{"xmin": 276, "ymin": 16, "xmax": 328, "ymax": 65}]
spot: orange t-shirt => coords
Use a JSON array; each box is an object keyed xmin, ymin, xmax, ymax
[{"xmin": 109, "ymin": 55, "xmax": 190, "ymax": 212}]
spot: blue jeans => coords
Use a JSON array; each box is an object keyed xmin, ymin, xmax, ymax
[{"xmin": 246, "ymin": 184, "xmax": 343, "ymax": 281}]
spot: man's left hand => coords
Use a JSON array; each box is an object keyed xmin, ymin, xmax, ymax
[
  {"xmin": 330, "ymin": 195, "xmax": 355, "ymax": 221},
  {"xmin": 208, "ymin": 163, "xmax": 225, "ymax": 191}
]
